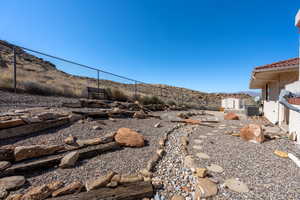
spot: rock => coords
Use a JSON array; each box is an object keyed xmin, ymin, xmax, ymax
[
  {"xmin": 0, "ymin": 119, "xmax": 25, "ymax": 129},
  {"xmin": 76, "ymin": 138, "xmax": 102, "ymax": 147},
  {"xmin": 92, "ymin": 125, "xmax": 101, "ymax": 130},
  {"xmin": 37, "ymin": 112, "xmax": 64, "ymax": 121},
  {"xmin": 194, "ymin": 139, "xmax": 203, "ymax": 144},
  {"xmin": 68, "ymin": 114, "xmax": 83, "ymax": 123},
  {"xmin": 20, "ymin": 116, "xmax": 42, "ymax": 124},
  {"xmin": 195, "ymin": 178, "xmax": 218, "ymax": 198},
  {"xmin": 288, "ymin": 132, "xmax": 297, "ymax": 141},
  {"xmin": 0, "ymin": 161, "xmax": 11, "ymax": 171},
  {"xmin": 274, "ymin": 150, "xmax": 289, "ymax": 158},
  {"xmin": 14, "ymin": 145, "xmax": 64, "ymax": 161},
  {"xmin": 133, "ymin": 111, "xmax": 148, "ymax": 119},
  {"xmin": 194, "ymin": 168, "xmax": 207, "ymax": 178},
  {"xmin": 183, "ymin": 119, "xmax": 201, "ymax": 125},
  {"xmin": 0, "ymin": 187, "xmax": 8, "ymax": 199},
  {"xmin": 193, "ymin": 145, "xmax": 202, "ymax": 150},
  {"xmin": 120, "ymin": 174, "xmax": 143, "ymax": 183},
  {"xmin": 85, "ymin": 171, "xmax": 116, "ymax": 191},
  {"xmin": 22, "ymin": 185, "xmax": 51, "ymax": 200},
  {"xmin": 240, "ymin": 124, "xmax": 264, "ymax": 143},
  {"xmin": 139, "ymin": 169, "xmax": 153, "ymax": 178},
  {"xmin": 171, "ymin": 194, "xmax": 185, "ymax": 200},
  {"xmin": 22, "ymin": 181, "xmax": 64, "ymax": 199},
  {"xmin": 224, "ymin": 112, "xmax": 239, "ymax": 120},
  {"xmin": 224, "ymin": 178, "xmax": 249, "ymax": 193},
  {"xmin": 184, "ymin": 155, "xmax": 197, "ymax": 171},
  {"xmin": 196, "ymin": 153, "xmax": 210, "ymax": 159},
  {"xmin": 177, "ymin": 113, "xmax": 188, "ymax": 119},
  {"xmin": 64, "ymin": 135, "xmax": 77, "ymax": 145},
  {"xmin": 158, "ymin": 138, "xmax": 165, "ymax": 147},
  {"xmin": 207, "ymin": 164, "xmax": 224, "ymax": 173},
  {"xmin": 59, "ymin": 151, "xmax": 79, "ymax": 168},
  {"xmin": 52, "ymin": 181, "xmax": 83, "ymax": 197},
  {"xmin": 0, "ymin": 176, "xmax": 25, "ymax": 190},
  {"xmin": 106, "ymin": 181, "xmax": 118, "ymax": 188},
  {"xmin": 154, "ymin": 122, "xmax": 161, "ymax": 128},
  {"xmin": 114, "ymin": 128, "xmax": 144, "ymax": 147},
  {"xmin": 0, "ymin": 147, "xmax": 14, "ymax": 161},
  {"xmin": 151, "ymin": 177, "xmax": 163, "ymax": 189},
  {"xmin": 156, "ymin": 149, "xmax": 165, "ymax": 157},
  {"xmin": 111, "ymin": 174, "xmax": 121, "ymax": 183},
  {"xmin": 6, "ymin": 194, "xmax": 23, "ymax": 200}
]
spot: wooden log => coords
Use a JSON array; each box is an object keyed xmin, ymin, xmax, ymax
[
  {"xmin": 0, "ymin": 118, "xmax": 70, "ymax": 140},
  {"xmin": 1, "ymin": 142, "xmax": 120, "ymax": 177},
  {"xmin": 50, "ymin": 181, "xmax": 153, "ymax": 200}
]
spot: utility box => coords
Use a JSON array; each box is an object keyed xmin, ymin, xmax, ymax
[{"xmin": 245, "ymin": 105, "xmax": 259, "ymax": 116}]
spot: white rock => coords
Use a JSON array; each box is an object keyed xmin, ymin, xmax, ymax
[
  {"xmin": 224, "ymin": 178, "xmax": 249, "ymax": 193},
  {"xmin": 207, "ymin": 164, "xmax": 224, "ymax": 173},
  {"xmin": 196, "ymin": 153, "xmax": 210, "ymax": 159}
]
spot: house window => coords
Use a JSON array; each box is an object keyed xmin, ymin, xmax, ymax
[{"xmin": 265, "ymin": 84, "xmax": 270, "ymax": 101}]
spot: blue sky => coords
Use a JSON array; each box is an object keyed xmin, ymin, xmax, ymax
[{"xmin": 0, "ymin": 1, "xmax": 299, "ymax": 92}]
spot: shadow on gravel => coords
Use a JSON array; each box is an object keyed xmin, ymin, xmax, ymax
[{"xmin": 0, "ymin": 123, "xmax": 72, "ymax": 146}]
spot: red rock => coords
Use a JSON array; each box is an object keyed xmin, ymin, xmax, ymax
[
  {"xmin": 224, "ymin": 112, "xmax": 239, "ymax": 120},
  {"xmin": 240, "ymin": 124, "xmax": 264, "ymax": 143},
  {"xmin": 114, "ymin": 128, "xmax": 145, "ymax": 147}
]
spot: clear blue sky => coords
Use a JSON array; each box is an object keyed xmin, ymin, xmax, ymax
[{"xmin": 0, "ymin": 1, "xmax": 299, "ymax": 92}]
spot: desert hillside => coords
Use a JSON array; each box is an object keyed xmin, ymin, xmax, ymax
[{"xmin": 0, "ymin": 40, "xmax": 252, "ymax": 107}]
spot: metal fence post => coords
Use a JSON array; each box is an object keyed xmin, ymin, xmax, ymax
[
  {"xmin": 134, "ymin": 81, "xmax": 137, "ymax": 97},
  {"xmin": 97, "ymin": 70, "xmax": 100, "ymax": 93},
  {"xmin": 12, "ymin": 47, "xmax": 17, "ymax": 93}
]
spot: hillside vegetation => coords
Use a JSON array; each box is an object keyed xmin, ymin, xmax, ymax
[{"xmin": 0, "ymin": 40, "xmax": 252, "ymax": 107}]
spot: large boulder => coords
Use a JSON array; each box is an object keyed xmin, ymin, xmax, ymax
[
  {"xmin": 224, "ymin": 112, "xmax": 239, "ymax": 120},
  {"xmin": 240, "ymin": 124, "xmax": 264, "ymax": 143},
  {"xmin": 14, "ymin": 145, "xmax": 64, "ymax": 161},
  {"xmin": 114, "ymin": 128, "xmax": 145, "ymax": 147}
]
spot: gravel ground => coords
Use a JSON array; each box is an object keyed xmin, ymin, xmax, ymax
[
  {"xmin": 3, "ymin": 112, "xmax": 175, "ymax": 195},
  {"xmin": 0, "ymin": 90, "xmax": 79, "ymax": 112},
  {"xmin": 187, "ymin": 111, "xmax": 300, "ymax": 200}
]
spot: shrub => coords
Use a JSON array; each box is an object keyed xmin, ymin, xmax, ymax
[
  {"xmin": 0, "ymin": 77, "xmax": 12, "ymax": 90},
  {"xmin": 106, "ymin": 88, "xmax": 128, "ymax": 101},
  {"xmin": 21, "ymin": 81, "xmax": 63, "ymax": 96},
  {"xmin": 139, "ymin": 95, "xmax": 164, "ymax": 105},
  {"xmin": 166, "ymin": 100, "xmax": 177, "ymax": 106}
]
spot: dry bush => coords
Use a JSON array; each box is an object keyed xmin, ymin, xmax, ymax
[
  {"xmin": 166, "ymin": 100, "xmax": 177, "ymax": 106},
  {"xmin": 139, "ymin": 95, "xmax": 164, "ymax": 105}
]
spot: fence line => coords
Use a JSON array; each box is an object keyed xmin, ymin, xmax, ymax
[{"xmin": 0, "ymin": 41, "xmax": 189, "ymax": 105}]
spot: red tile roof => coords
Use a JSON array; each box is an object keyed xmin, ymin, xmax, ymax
[{"xmin": 255, "ymin": 57, "xmax": 299, "ymax": 70}]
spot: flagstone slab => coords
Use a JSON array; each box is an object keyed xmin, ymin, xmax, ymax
[{"xmin": 196, "ymin": 153, "xmax": 210, "ymax": 159}]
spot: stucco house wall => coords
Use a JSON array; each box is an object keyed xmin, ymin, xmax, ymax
[{"xmin": 262, "ymin": 72, "xmax": 298, "ymax": 125}]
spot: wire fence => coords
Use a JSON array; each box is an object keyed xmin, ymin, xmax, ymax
[{"xmin": 0, "ymin": 41, "xmax": 190, "ymax": 106}]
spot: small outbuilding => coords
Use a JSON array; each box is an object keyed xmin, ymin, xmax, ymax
[{"xmin": 221, "ymin": 98, "xmax": 245, "ymax": 110}]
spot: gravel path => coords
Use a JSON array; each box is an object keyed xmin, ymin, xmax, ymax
[{"xmin": 188, "ymin": 111, "xmax": 300, "ymax": 200}]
